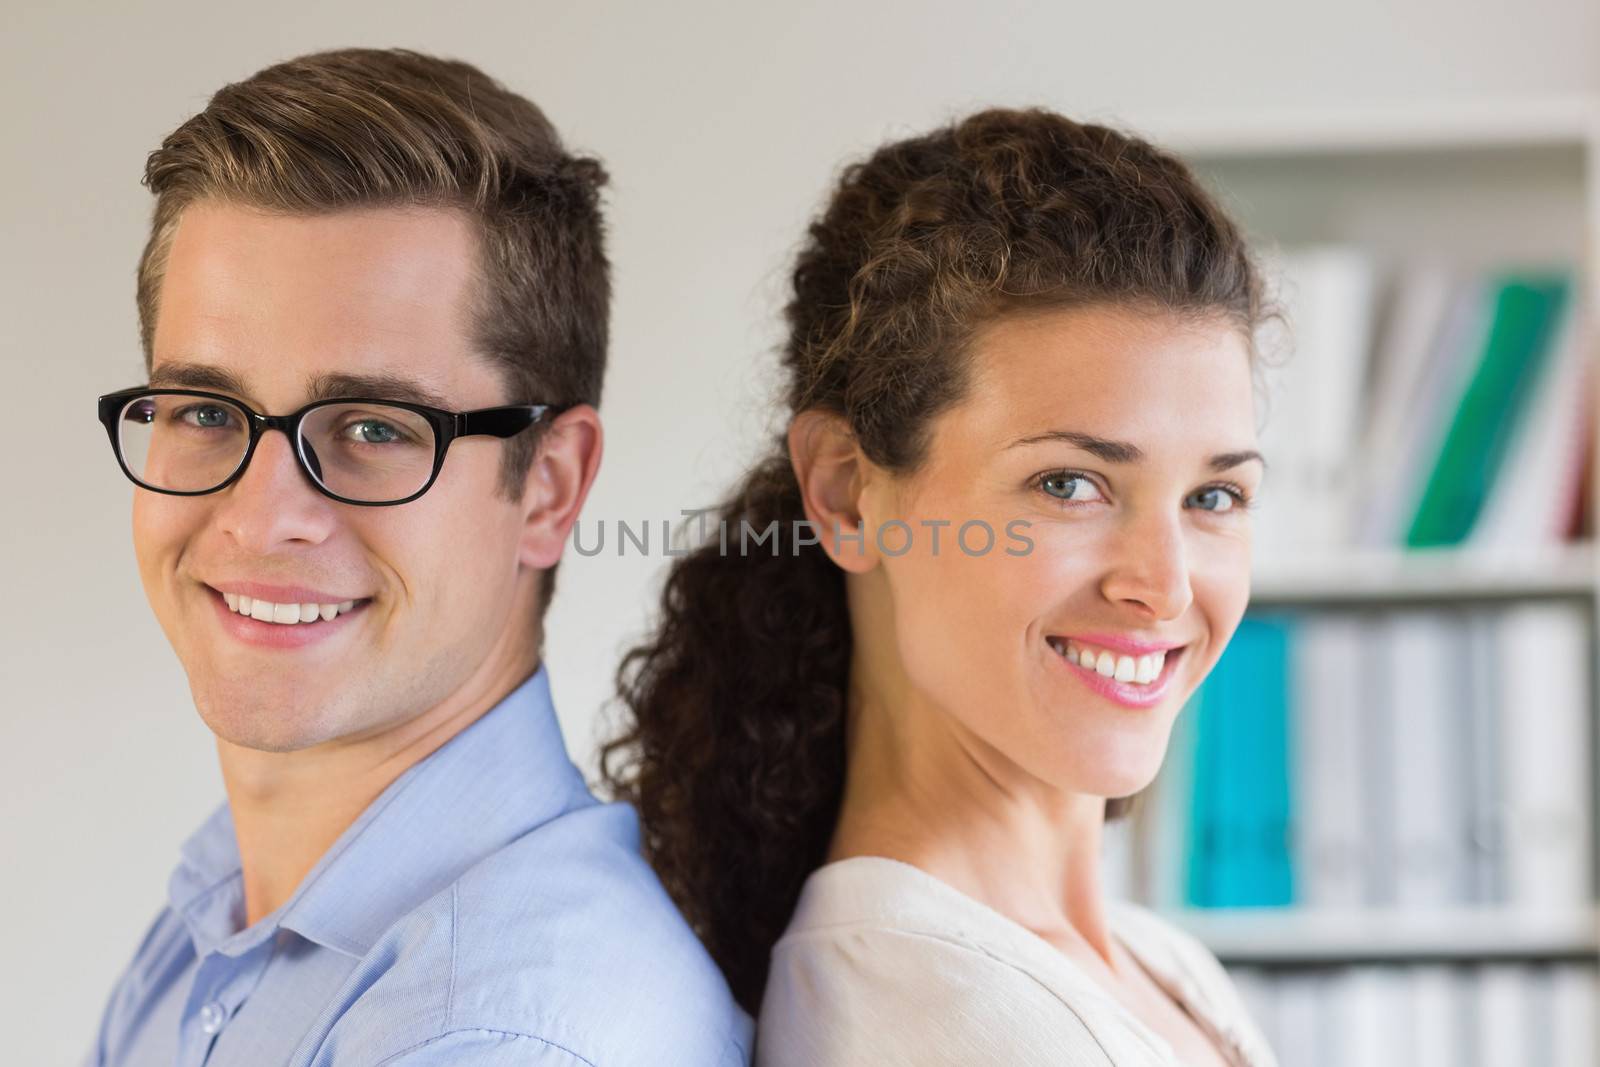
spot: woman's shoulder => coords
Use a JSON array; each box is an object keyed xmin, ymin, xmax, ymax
[
  {"xmin": 757, "ymin": 858, "xmax": 1117, "ymax": 1067},
  {"xmin": 1103, "ymin": 898, "xmax": 1244, "ymax": 1013},
  {"xmin": 773, "ymin": 856, "xmax": 1205, "ymax": 976},
  {"xmin": 767, "ymin": 855, "xmax": 1078, "ymax": 1005},
  {"xmin": 758, "ymin": 858, "xmax": 1275, "ymax": 1067},
  {"xmin": 1105, "ymin": 899, "xmax": 1280, "ymax": 1066},
  {"xmin": 774, "ymin": 854, "xmax": 1012, "ymax": 944}
]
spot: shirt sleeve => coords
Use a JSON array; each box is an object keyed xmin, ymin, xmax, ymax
[
  {"xmin": 757, "ymin": 926, "xmax": 1115, "ymax": 1067},
  {"xmin": 373, "ymin": 1029, "xmax": 597, "ymax": 1066},
  {"xmin": 372, "ymin": 1028, "xmax": 748, "ymax": 1067},
  {"xmin": 79, "ymin": 903, "xmax": 175, "ymax": 1067}
]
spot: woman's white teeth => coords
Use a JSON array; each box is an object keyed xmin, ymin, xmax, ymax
[
  {"xmin": 1048, "ymin": 638, "xmax": 1167, "ymax": 686},
  {"xmin": 222, "ymin": 591, "xmax": 357, "ymax": 625}
]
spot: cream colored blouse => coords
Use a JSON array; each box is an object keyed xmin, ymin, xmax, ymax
[{"xmin": 757, "ymin": 857, "xmax": 1279, "ymax": 1067}]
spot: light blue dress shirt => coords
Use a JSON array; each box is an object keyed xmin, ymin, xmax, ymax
[{"xmin": 82, "ymin": 663, "xmax": 752, "ymax": 1066}]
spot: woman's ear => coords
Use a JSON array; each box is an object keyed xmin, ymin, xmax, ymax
[
  {"xmin": 516, "ymin": 404, "xmax": 603, "ymax": 570},
  {"xmin": 788, "ymin": 409, "xmax": 878, "ymax": 575}
]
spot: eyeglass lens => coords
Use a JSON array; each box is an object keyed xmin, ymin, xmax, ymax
[{"xmin": 116, "ymin": 394, "xmax": 439, "ymax": 503}]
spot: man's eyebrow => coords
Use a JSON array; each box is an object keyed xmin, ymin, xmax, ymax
[
  {"xmin": 305, "ymin": 372, "xmax": 453, "ymax": 410},
  {"xmin": 1006, "ymin": 430, "xmax": 1267, "ymax": 471},
  {"xmin": 147, "ymin": 361, "xmax": 252, "ymax": 396},
  {"xmin": 147, "ymin": 362, "xmax": 455, "ymax": 411}
]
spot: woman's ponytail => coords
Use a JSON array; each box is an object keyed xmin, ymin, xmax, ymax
[{"xmin": 601, "ymin": 451, "xmax": 850, "ymax": 1010}]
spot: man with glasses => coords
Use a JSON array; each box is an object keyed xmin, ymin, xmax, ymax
[{"xmin": 84, "ymin": 48, "xmax": 750, "ymax": 1066}]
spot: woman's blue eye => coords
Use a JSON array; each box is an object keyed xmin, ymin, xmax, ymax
[
  {"xmin": 1188, "ymin": 486, "xmax": 1240, "ymax": 512},
  {"xmin": 1038, "ymin": 472, "xmax": 1103, "ymax": 502}
]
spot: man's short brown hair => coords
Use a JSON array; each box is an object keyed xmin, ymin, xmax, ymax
[{"xmin": 136, "ymin": 47, "xmax": 610, "ymax": 614}]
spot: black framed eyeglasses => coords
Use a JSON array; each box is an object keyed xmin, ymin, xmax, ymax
[{"xmin": 97, "ymin": 386, "xmax": 568, "ymax": 506}]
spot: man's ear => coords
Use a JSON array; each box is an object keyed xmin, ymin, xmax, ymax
[
  {"xmin": 516, "ymin": 404, "xmax": 603, "ymax": 570},
  {"xmin": 787, "ymin": 409, "xmax": 879, "ymax": 575}
]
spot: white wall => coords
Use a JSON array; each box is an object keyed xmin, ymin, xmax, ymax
[{"xmin": 3, "ymin": 0, "xmax": 1595, "ymax": 1059}]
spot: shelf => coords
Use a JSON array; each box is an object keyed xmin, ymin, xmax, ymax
[
  {"xmin": 1248, "ymin": 544, "xmax": 1598, "ymax": 606},
  {"xmin": 1164, "ymin": 905, "xmax": 1600, "ymax": 966},
  {"xmin": 1126, "ymin": 96, "xmax": 1600, "ymax": 157}
]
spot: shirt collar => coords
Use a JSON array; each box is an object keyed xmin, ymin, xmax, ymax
[{"xmin": 167, "ymin": 662, "xmax": 593, "ymax": 960}]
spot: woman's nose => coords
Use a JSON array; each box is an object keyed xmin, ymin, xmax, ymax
[{"xmin": 1099, "ymin": 512, "xmax": 1194, "ymax": 621}]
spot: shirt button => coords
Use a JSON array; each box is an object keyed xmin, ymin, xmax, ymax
[{"xmin": 198, "ymin": 1000, "xmax": 228, "ymax": 1035}]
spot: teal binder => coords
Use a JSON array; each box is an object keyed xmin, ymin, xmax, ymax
[{"xmin": 1186, "ymin": 614, "xmax": 1296, "ymax": 907}]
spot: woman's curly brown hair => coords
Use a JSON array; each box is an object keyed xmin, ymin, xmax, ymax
[{"xmin": 601, "ymin": 107, "xmax": 1266, "ymax": 1014}]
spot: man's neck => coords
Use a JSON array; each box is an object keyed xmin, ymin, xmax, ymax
[{"xmin": 216, "ymin": 629, "xmax": 542, "ymax": 930}]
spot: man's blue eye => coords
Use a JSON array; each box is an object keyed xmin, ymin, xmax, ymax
[
  {"xmin": 175, "ymin": 404, "xmax": 234, "ymax": 429},
  {"xmin": 340, "ymin": 419, "xmax": 416, "ymax": 445}
]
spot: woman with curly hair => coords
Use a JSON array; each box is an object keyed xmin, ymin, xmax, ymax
[{"xmin": 603, "ymin": 108, "xmax": 1280, "ymax": 1066}]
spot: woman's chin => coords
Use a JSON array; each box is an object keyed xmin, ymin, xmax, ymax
[
  {"xmin": 1047, "ymin": 737, "xmax": 1169, "ymax": 799},
  {"xmin": 1087, "ymin": 766, "xmax": 1161, "ymax": 800}
]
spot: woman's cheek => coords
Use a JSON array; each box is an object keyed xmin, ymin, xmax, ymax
[{"xmin": 1194, "ymin": 531, "xmax": 1253, "ymax": 618}]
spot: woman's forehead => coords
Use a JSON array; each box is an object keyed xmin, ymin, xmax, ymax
[{"xmin": 953, "ymin": 307, "xmax": 1258, "ymax": 452}]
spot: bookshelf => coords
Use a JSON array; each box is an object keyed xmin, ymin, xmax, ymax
[
  {"xmin": 1118, "ymin": 97, "xmax": 1600, "ymax": 1065},
  {"xmin": 1137, "ymin": 96, "xmax": 1600, "ymax": 156},
  {"xmin": 1250, "ymin": 544, "xmax": 1598, "ymax": 606},
  {"xmin": 1170, "ymin": 905, "xmax": 1600, "ymax": 967}
]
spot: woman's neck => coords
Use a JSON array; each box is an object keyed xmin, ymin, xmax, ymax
[{"xmin": 827, "ymin": 674, "xmax": 1121, "ymax": 970}]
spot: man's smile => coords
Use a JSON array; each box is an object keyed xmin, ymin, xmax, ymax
[{"xmin": 203, "ymin": 582, "xmax": 373, "ymax": 648}]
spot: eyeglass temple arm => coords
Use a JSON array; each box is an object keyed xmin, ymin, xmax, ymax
[{"xmin": 456, "ymin": 404, "xmax": 563, "ymax": 439}]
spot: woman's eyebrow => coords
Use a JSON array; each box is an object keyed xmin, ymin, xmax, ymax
[
  {"xmin": 1006, "ymin": 430, "xmax": 1142, "ymax": 462},
  {"xmin": 1210, "ymin": 449, "xmax": 1266, "ymax": 472},
  {"xmin": 1005, "ymin": 429, "xmax": 1266, "ymax": 472}
]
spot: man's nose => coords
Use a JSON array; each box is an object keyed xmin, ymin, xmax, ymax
[{"xmin": 212, "ymin": 429, "xmax": 336, "ymax": 551}]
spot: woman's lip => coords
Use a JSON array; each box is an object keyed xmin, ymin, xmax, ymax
[
  {"xmin": 1046, "ymin": 640, "xmax": 1185, "ymax": 709},
  {"xmin": 1050, "ymin": 631, "xmax": 1187, "ymax": 656}
]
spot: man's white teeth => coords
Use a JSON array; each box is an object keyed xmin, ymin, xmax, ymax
[
  {"xmin": 222, "ymin": 591, "xmax": 357, "ymax": 625},
  {"xmin": 1047, "ymin": 638, "xmax": 1168, "ymax": 686}
]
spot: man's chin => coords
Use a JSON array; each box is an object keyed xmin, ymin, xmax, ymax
[{"xmin": 192, "ymin": 687, "xmax": 346, "ymax": 754}]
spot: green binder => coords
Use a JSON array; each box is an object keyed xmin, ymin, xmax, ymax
[{"xmin": 1406, "ymin": 274, "xmax": 1570, "ymax": 547}]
